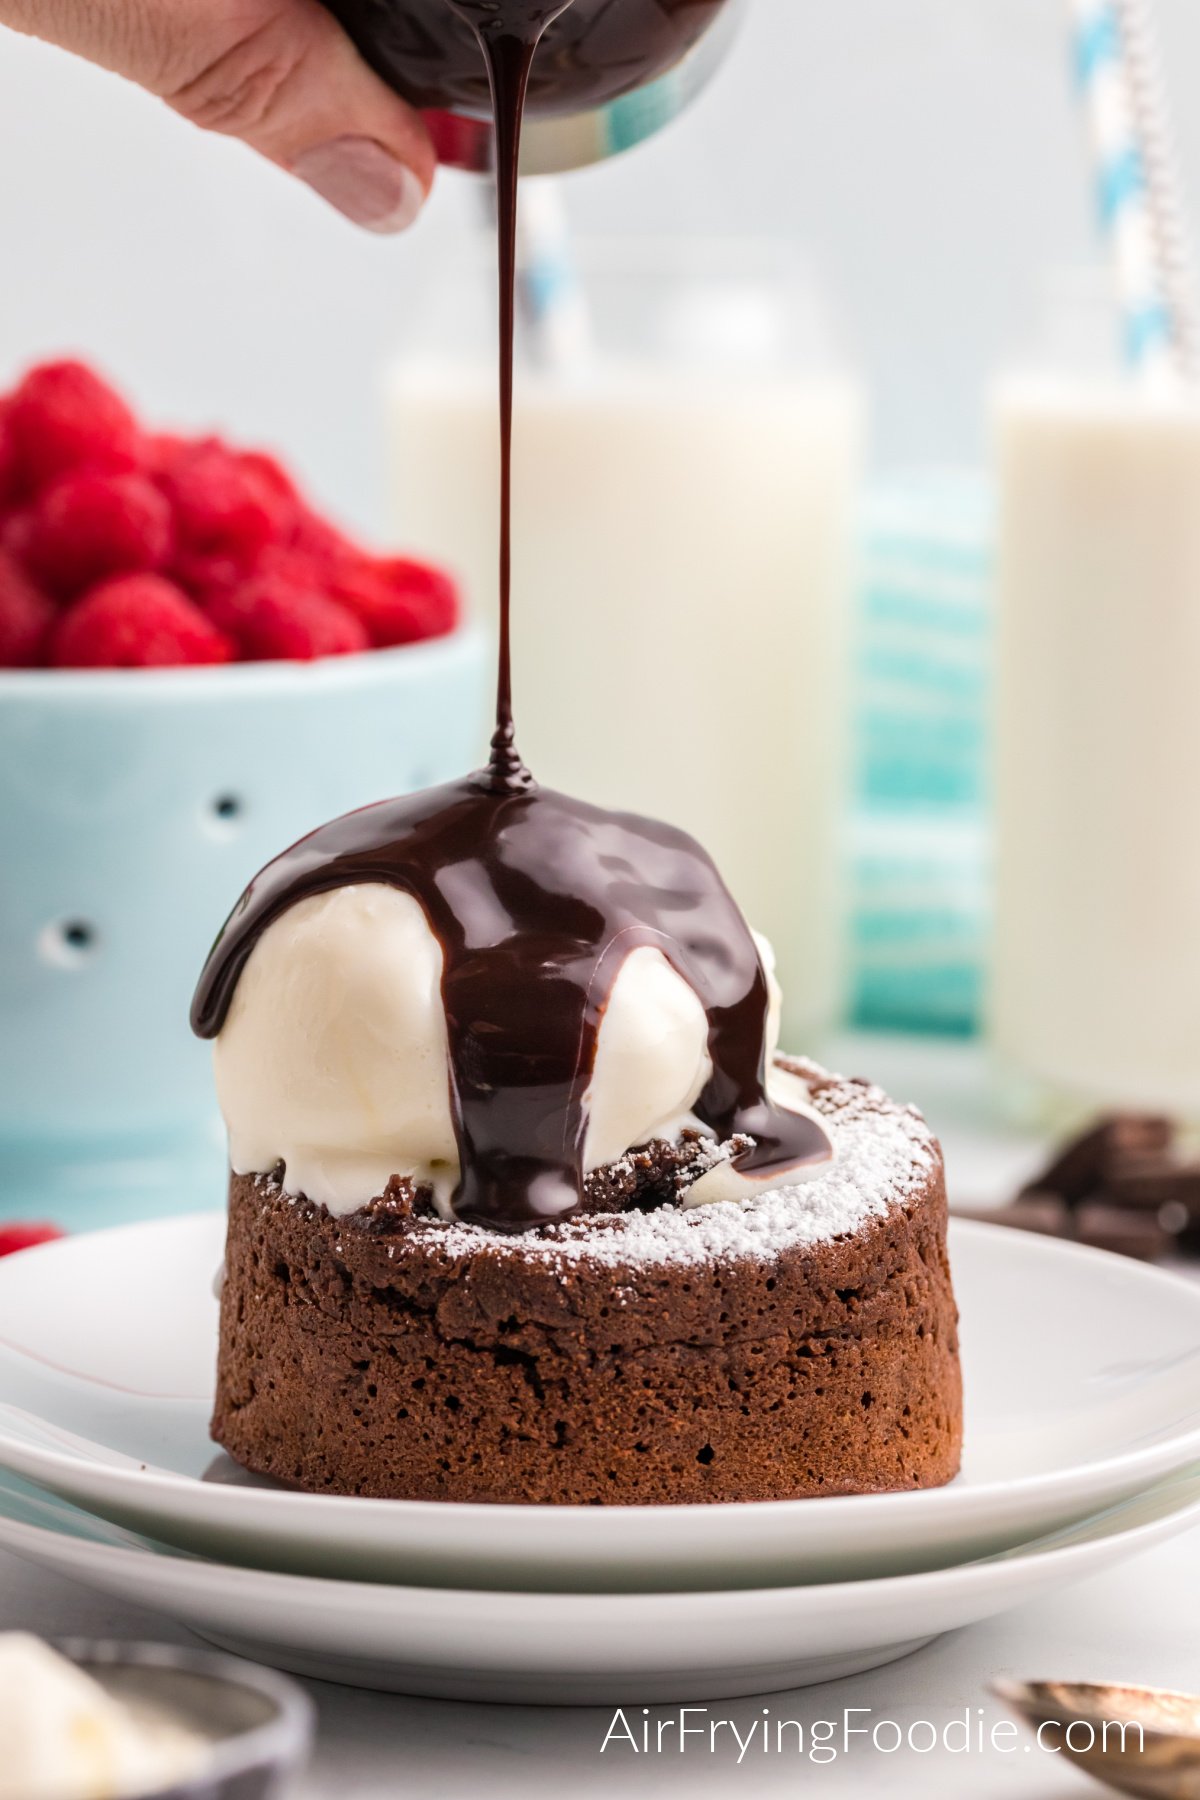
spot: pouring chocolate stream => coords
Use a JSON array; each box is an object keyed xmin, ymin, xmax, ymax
[{"xmin": 192, "ymin": 0, "xmax": 833, "ymax": 1230}]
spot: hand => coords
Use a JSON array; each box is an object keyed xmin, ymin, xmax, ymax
[{"xmin": 1, "ymin": 0, "xmax": 436, "ymax": 231}]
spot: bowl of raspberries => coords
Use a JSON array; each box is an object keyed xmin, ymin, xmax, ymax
[
  {"xmin": 0, "ymin": 359, "xmax": 486, "ymax": 1232},
  {"xmin": 0, "ymin": 358, "xmax": 471, "ymax": 669}
]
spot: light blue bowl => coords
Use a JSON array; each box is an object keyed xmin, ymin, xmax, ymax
[{"xmin": 0, "ymin": 631, "xmax": 488, "ymax": 1228}]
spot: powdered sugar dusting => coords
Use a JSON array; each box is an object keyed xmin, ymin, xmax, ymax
[{"xmin": 406, "ymin": 1063, "xmax": 939, "ymax": 1270}]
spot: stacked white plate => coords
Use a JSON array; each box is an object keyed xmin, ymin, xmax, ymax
[{"xmin": 0, "ymin": 1214, "xmax": 1199, "ymax": 1704}]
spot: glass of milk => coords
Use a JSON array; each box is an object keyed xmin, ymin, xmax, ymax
[
  {"xmin": 387, "ymin": 233, "xmax": 864, "ymax": 1044},
  {"xmin": 991, "ymin": 275, "xmax": 1200, "ymax": 1117}
]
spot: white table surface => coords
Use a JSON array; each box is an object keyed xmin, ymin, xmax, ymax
[{"xmin": 4, "ymin": 1034, "xmax": 1196, "ymax": 1798}]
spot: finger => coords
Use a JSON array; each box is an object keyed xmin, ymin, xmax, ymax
[{"xmin": 163, "ymin": 0, "xmax": 436, "ymax": 232}]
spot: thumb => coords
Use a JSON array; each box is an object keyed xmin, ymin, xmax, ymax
[
  {"xmin": 164, "ymin": 0, "xmax": 437, "ymax": 232},
  {"xmin": 0, "ymin": 0, "xmax": 437, "ymax": 232}
]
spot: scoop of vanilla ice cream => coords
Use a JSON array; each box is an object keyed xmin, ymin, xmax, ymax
[
  {"xmin": 214, "ymin": 885, "xmax": 459, "ymax": 1214},
  {"xmin": 216, "ymin": 884, "xmax": 729, "ymax": 1217},
  {"xmin": 213, "ymin": 885, "xmax": 831, "ymax": 1216},
  {"xmin": 683, "ymin": 930, "xmax": 831, "ymax": 1206},
  {"xmin": 0, "ymin": 1635, "xmax": 207, "ymax": 1800},
  {"xmin": 583, "ymin": 945, "xmax": 712, "ymax": 1167}
]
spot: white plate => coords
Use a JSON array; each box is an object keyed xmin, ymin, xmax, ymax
[
  {"xmin": 1, "ymin": 1466, "xmax": 1198, "ymax": 1703},
  {"xmin": 1, "ymin": 1215, "xmax": 1200, "ymax": 1591}
]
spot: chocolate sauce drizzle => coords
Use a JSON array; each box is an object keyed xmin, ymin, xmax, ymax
[
  {"xmin": 457, "ymin": 0, "xmax": 577, "ymax": 793},
  {"xmin": 192, "ymin": 0, "xmax": 832, "ymax": 1230}
]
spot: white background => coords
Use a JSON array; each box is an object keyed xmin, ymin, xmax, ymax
[{"xmin": 0, "ymin": 0, "xmax": 1197, "ymax": 526}]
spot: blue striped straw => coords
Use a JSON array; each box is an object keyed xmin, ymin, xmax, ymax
[
  {"xmin": 515, "ymin": 178, "xmax": 594, "ymax": 372},
  {"xmin": 1068, "ymin": 0, "xmax": 1196, "ymax": 387},
  {"xmin": 1113, "ymin": 0, "xmax": 1200, "ymax": 382}
]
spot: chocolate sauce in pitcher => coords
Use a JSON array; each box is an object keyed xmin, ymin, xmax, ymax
[
  {"xmin": 322, "ymin": 0, "xmax": 728, "ymax": 123},
  {"xmin": 193, "ymin": 0, "xmax": 833, "ymax": 1231}
]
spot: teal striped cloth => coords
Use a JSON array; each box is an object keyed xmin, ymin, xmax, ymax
[
  {"xmin": 848, "ymin": 473, "xmax": 993, "ymax": 1037},
  {"xmin": 848, "ymin": 809, "xmax": 989, "ymax": 1038}
]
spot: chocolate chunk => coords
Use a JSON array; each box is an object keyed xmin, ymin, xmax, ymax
[
  {"xmin": 1021, "ymin": 1114, "xmax": 1174, "ymax": 1208},
  {"xmin": 957, "ymin": 1188, "xmax": 1185, "ymax": 1263},
  {"xmin": 1098, "ymin": 1160, "xmax": 1200, "ymax": 1217},
  {"xmin": 1074, "ymin": 1201, "xmax": 1176, "ymax": 1262},
  {"xmin": 954, "ymin": 1195, "xmax": 1071, "ymax": 1239}
]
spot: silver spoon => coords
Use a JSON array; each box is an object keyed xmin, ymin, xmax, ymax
[{"xmin": 992, "ymin": 1678, "xmax": 1200, "ymax": 1800}]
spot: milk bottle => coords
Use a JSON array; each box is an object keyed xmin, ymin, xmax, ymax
[{"xmin": 992, "ymin": 376, "xmax": 1200, "ymax": 1116}]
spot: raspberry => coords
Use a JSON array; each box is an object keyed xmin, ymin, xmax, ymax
[
  {"xmin": 208, "ymin": 573, "xmax": 368, "ymax": 661},
  {"xmin": 146, "ymin": 431, "xmax": 189, "ymax": 472},
  {"xmin": 330, "ymin": 554, "xmax": 460, "ymax": 647},
  {"xmin": 176, "ymin": 541, "xmax": 312, "ymax": 614},
  {"xmin": 239, "ymin": 449, "xmax": 300, "ymax": 510},
  {"xmin": 1, "ymin": 509, "xmax": 36, "ymax": 568},
  {"xmin": 171, "ymin": 547, "xmax": 247, "ymax": 607},
  {"xmin": 7, "ymin": 360, "xmax": 141, "ymax": 492},
  {"xmin": 51, "ymin": 574, "xmax": 235, "ymax": 668},
  {"xmin": 0, "ymin": 551, "xmax": 55, "ymax": 666},
  {"xmin": 0, "ymin": 407, "xmax": 19, "ymax": 509},
  {"xmin": 0, "ymin": 1222, "xmax": 65, "ymax": 1257},
  {"xmin": 160, "ymin": 438, "xmax": 295, "ymax": 564},
  {"xmin": 291, "ymin": 506, "xmax": 358, "ymax": 568},
  {"xmin": 24, "ymin": 469, "xmax": 173, "ymax": 598}
]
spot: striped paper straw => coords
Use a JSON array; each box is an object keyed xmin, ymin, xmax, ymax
[
  {"xmin": 515, "ymin": 178, "xmax": 594, "ymax": 372},
  {"xmin": 476, "ymin": 179, "xmax": 593, "ymax": 372},
  {"xmin": 1113, "ymin": 0, "xmax": 1200, "ymax": 382},
  {"xmin": 1069, "ymin": 0, "xmax": 1198, "ymax": 387}
]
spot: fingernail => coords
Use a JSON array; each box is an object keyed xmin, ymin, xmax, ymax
[{"xmin": 291, "ymin": 136, "xmax": 425, "ymax": 233}]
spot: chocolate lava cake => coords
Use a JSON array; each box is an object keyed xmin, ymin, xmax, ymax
[{"xmin": 212, "ymin": 1058, "xmax": 961, "ymax": 1506}]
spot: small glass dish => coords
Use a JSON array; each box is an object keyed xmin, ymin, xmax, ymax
[{"xmin": 52, "ymin": 1639, "xmax": 314, "ymax": 1799}]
